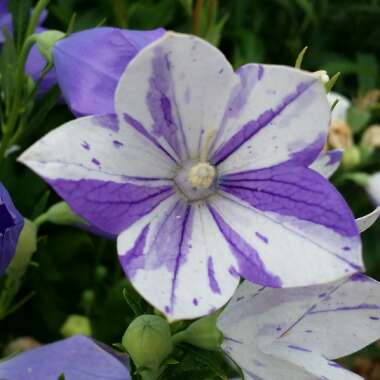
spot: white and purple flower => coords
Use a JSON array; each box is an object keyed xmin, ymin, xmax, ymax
[
  {"xmin": 0, "ymin": 182, "xmax": 24, "ymax": 275},
  {"xmin": 0, "ymin": 335, "xmax": 132, "ymax": 380},
  {"xmin": 218, "ymin": 274, "xmax": 380, "ymax": 380},
  {"xmin": 20, "ymin": 32, "xmax": 363, "ymax": 320}
]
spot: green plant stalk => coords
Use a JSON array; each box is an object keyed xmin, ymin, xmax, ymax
[
  {"xmin": 192, "ymin": 0, "xmax": 204, "ymax": 35},
  {"xmin": 0, "ymin": 0, "xmax": 50, "ymax": 159}
]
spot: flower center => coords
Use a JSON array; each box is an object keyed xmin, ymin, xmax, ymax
[{"xmin": 174, "ymin": 129, "xmax": 217, "ymax": 201}]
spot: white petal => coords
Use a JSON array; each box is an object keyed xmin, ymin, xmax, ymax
[
  {"xmin": 117, "ymin": 196, "xmax": 239, "ymax": 321},
  {"xmin": 367, "ymin": 172, "xmax": 380, "ymax": 206},
  {"xmin": 209, "ymin": 193, "xmax": 362, "ymax": 287},
  {"xmin": 327, "ymin": 91, "xmax": 351, "ymax": 122},
  {"xmin": 210, "ymin": 64, "xmax": 330, "ymax": 175},
  {"xmin": 115, "ymin": 32, "xmax": 237, "ymax": 162},
  {"xmin": 356, "ymin": 207, "xmax": 380, "ymax": 233}
]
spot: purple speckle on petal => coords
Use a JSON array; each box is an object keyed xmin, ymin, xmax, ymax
[
  {"xmin": 287, "ymin": 345, "xmax": 311, "ymax": 353},
  {"xmin": 255, "ymin": 231, "xmax": 268, "ymax": 244},
  {"xmin": 351, "ymin": 273, "xmax": 370, "ymax": 282},
  {"xmin": 91, "ymin": 158, "xmax": 100, "ymax": 166},
  {"xmin": 370, "ymin": 316, "xmax": 379, "ymax": 321},
  {"xmin": 342, "ymin": 246, "xmax": 351, "ymax": 251},
  {"xmin": 193, "ymin": 298, "xmax": 198, "ymax": 306},
  {"xmin": 165, "ymin": 306, "xmax": 171, "ymax": 314},
  {"xmin": 113, "ymin": 140, "xmax": 123, "ymax": 148},
  {"xmin": 228, "ymin": 266, "xmax": 240, "ymax": 278},
  {"xmin": 207, "ymin": 256, "xmax": 221, "ymax": 294},
  {"xmin": 81, "ymin": 141, "xmax": 90, "ymax": 150}
]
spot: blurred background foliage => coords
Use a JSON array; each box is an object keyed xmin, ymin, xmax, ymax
[{"xmin": 1, "ymin": 0, "xmax": 380, "ymax": 379}]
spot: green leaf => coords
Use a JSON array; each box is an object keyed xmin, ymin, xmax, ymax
[
  {"xmin": 8, "ymin": 0, "xmax": 32, "ymax": 50},
  {"xmin": 294, "ymin": 46, "xmax": 308, "ymax": 69}
]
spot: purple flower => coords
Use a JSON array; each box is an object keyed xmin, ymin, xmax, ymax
[
  {"xmin": 0, "ymin": 0, "xmax": 54, "ymax": 94},
  {"xmin": 0, "ymin": 182, "xmax": 23, "ymax": 275},
  {"xmin": 0, "ymin": 335, "xmax": 132, "ymax": 380},
  {"xmin": 20, "ymin": 33, "xmax": 363, "ymax": 320},
  {"xmin": 53, "ymin": 27, "xmax": 166, "ymax": 116},
  {"xmin": 218, "ymin": 274, "xmax": 380, "ymax": 380}
]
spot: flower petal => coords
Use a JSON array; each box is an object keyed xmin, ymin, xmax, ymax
[
  {"xmin": 215, "ymin": 164, "xmax": 362, "ymax": 287},
  {"xmin": 18, "ymin": 114, "xmax": 175, "ymax": 236},
  {"xmin": 356, "ymin": 207, "xmax": 380, "ymax": 233},
  {"xmin": 367, "ymin": 172, "xmax": 380, "ymax": 206},
  {"xmin": 210, "ymin": 64, "xmax": 330, "ymax": 175},
  {"xmin": 0, "ymin": 182, "xmax": 24, "ymax": 275},
  {"xmin": 117, "ymin": 196, "xmax": 240, "ymax": 320},
  {"xmin": 219, "ymin": 276, "xmax": 379, "ymax": 380},
  {"xmin": 309, "ymin": 149, "xmax": 342, "ymax": 178},
  {"xmin": 327, "ymin": 91, "xmax": 351, "ymax": 122},
  {"xmin": 0, "ymin": 335, "xmax": 132, "ymax": 380},
  {"xmin": 53, "ymin": 27, "xmax": 165, "ymax": 116},
  {"xmin": 115, "ymin": 32, "xmax": 237, "ymax": 162}
]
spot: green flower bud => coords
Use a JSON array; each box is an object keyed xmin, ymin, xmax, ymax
[
  {"xmin": 8, "ymin": 219, "xmax": 37, "ymax": 277},
  {"xmin": 35, "ymin": 201, "xmax": 87, "ymax": 228},
  {"xmin": 60, "ymin": 315, "xmax": 92, "ymax": 338},
  {"xmin": 172, "ymin": 313, "xmax": 223, "ymax": 351},
  {"xmin": 34, "ymin": 30, "xmax": 65, "ymax": 64},
  {"xmin": 342, "ymin": 146, "xmax": 361, "ymax": 170},
  {"xmin": 122, "ymin": 315, "xmax": 173, "ymax": 371}
]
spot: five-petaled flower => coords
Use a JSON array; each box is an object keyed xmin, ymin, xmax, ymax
[
  {"xmin": 20, "ymin": 32, "xmax": 363, "ymax": 320},
  {"xmin": 0, "ymin": 182, "xmax": 24, "ymax": 275},
  {"xmin": 218, "ymin": 273, "xmax": 380, "ymax": 380},
  {"xmin": 0, "ymin": 335, "xmax": 132, "ymax": 380}
]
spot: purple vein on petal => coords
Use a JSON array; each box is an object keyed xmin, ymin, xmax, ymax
[
  {"xmin": 146, "ymin": 46, "xmax": 189, "ymax": 160},
  {"xmin": 207, "ymin": 204, "xmax": 282, "ymax": 287},
  {"xmin": 207, "ymin": 256, "xmax": 221, "ymax": 294},
  {"xmin": 123, "ymin": 112, "xmax": 179, "ymax": 164},
  {"xmin": 211, "ymin": 79, "xmax": 316, "ymax": 165}
]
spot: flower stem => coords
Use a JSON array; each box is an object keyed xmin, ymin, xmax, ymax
[
  {"xmin": 192, "ymin": 0, "xmax": 204, "ymax": 36},
  {"xmin": 0, "ymin": 0, "xmax": 50, "ymax": 159}
]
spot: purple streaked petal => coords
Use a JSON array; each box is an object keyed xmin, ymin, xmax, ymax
[
  {"xmin": 117, "ymin": 197, "xmax": 240, "ymax": 320},
  {"xmin": 0, "ymin": 335, "xmax": 132, "ymax": 380},
  {"xmin": 53, "ymin": 27, "xmax": 165, "ymax": 116},
  {"xmin": 115, "ymin": 32, "xmax": 237, "ymax": 161},
  {"xmin": 19, "ymin": 114, "xmax": 176, "ymax": 237},
  {"xmin": 219, "ymin": 277, "xmax": 380, "ymax": 380},
  {"xmin": 0, "ymin": 182, "xmax": 24, "ymax": 275},
  {"xmin": 209, "ymin": 181, "xmax": 362, "ymax": 287},
  {"xmin": 210, "ymin": 64, "xmax": 330, "ymax": 176}
]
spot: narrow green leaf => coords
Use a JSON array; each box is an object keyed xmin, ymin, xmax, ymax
[
  {"xmin": 295, "ymin": 46, "xmax": 308, "ymax": 69},
  {"xmin": 325, "ymin": 72, "xmax": 340, "ymax": 92},
  {"xmin": 8, "ymin": 0, "xmax": 32, "ymax": 50}
]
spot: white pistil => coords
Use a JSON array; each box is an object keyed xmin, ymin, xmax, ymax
[{"xmin": 188, "ymin": 129, "xmax": 217, "ymax": 189}]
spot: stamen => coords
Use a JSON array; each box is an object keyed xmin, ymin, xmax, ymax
[{"xmin": 187, "ymin": 129, "xmax": 217, "ymax": 189}]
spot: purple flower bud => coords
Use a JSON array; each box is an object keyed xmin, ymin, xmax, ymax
[
  {"xmin": 53, "ymin": 27, "xmax": 165, "ymax": 116},
  {"xmin": 0, "ymin": 182, "xmax": 24, "ymax": 275}
]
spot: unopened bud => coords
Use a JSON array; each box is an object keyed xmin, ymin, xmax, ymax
[
  {"xmin": 36, "ymin": 202, "xmax": 87, "ymax": 228},
  {"xmin": 60, "ymin": 315, "xmax": 92, "ymax": 338},
  {"xmin": 172, "ymin": 313, "xmax": 223, "ymax": 351},
  {"xmin": 361, "ymin": 125, "xmax": 380, "ymax": 149},
  {"xmin": 35, "ymin": 30, "xmax": 65, "ymax": 64},
  {"xmin": 328, "ymin": 119, "xmax": 353, "ymax": 150},
  {"xmin": 342, "ymin": 146, "xmax": 361, "ymax": 170},
  {"xmin": 8, "ymin": 219, "xmax": 37, "ymax": 277},
  {"xmin": 122, "ymin": 315, "xmax": 172, "ymax": 371}
]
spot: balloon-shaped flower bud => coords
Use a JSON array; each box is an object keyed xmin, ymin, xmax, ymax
[
  {"xmin": 34, "ymin": 30, "xmax": 65, "ymax": 64},
  {"xmin": 342, "ymin": 146, "xmax": 361, "ymax": 169},
  {"xmin": 60, "ymin": 315, "xmax": 92, "ymax": 338},
  {"xmin": 0, "ymin": 183, "xmax": 24, "ymax": 275},
  {"xmin": 8, "ymin": 219, "xmax": 37, "ymax": 277},
  {"xmin": 172, "ymin": 313, "xmax": 223, "ymax": 351},
  {"xmin": 35, "ymin": 201, "xmax": 87, "ymax": 227},
  {"xmin": 122, "ymin": 315, "xmax": 172, "ymax": 372}
]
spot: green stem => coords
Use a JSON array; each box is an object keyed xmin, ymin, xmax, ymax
[
  {"xmin": 171, "ymin": 330, "xmax": 188, "ymax": 345},
  {"xmin": 192, "ymin": 0, "xmax": 204, "ymax": 35},
  {"xmin": 0, "ymin": 0, "xmax": 50, "ymax": 159}
]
